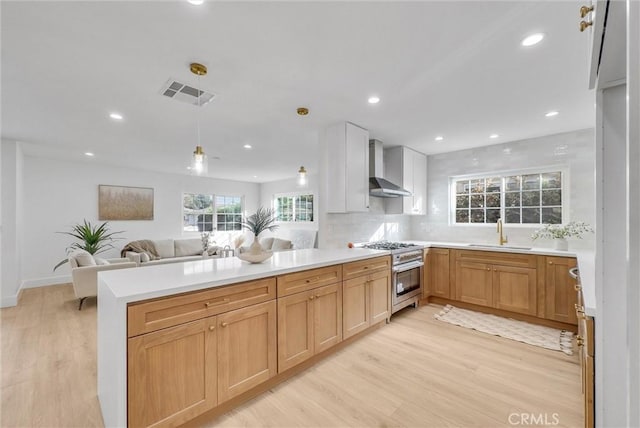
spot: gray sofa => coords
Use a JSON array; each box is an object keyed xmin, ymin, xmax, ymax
[{"xmin": 124, "ymin": 238, "xmax": 210, "ymax": 266}]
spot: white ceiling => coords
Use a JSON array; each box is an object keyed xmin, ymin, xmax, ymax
[{"xmin": 1, "ymin": 1, "xmax": 594, "ymax": 183}]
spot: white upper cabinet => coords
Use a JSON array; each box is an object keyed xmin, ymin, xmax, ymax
[
  {"xmin": 584, "ymin": 0, "xmax": 626, "ymax": 89},
  {"xmin": 324, "ymin": 122, "xmax": 370, "ymax": 213},
  {"xmin": 384, "ymin": 146, "xmax": 427, "ymax": 215}
]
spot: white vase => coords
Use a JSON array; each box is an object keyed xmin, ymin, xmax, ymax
[
  {"xmin": 249, "ymin": 235, "xmax": 263, "ymax": 255},
  {"xmin": 554, "ymin": 238, "xmax": 568, "ymax": 251}
]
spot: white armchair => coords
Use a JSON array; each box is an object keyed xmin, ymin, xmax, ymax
[{"xmin": 69, "ymin": 253, "xmax": 136, "ymax": 310}]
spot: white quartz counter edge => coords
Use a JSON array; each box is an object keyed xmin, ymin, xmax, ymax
[
  {"xmin": 403, "ymin": 241, "xmax": 579, "ymax": 257},
  {"xmin": 98, "ymin": 248, "xmax": 390, "ymax": 304}
]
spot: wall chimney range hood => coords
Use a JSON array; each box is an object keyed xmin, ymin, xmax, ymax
[{"xmin": 369, "ymin": 139, "xmax": 412, "ymax": 198}]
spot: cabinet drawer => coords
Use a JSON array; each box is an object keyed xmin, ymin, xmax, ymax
[
  {"xmin": 578, "ymin": 315, "xmax": 595, "ymax": 357},
  {"xmin": 128, "ymin": 278, "xmax": 276, "ymax": 337},
  {"xmin": 455, "ymin": 249, "xmax": 536, "ymax": 268},
  {"xmin": 277, "ymin": 265, "xmax": 342, "ymax": 297},
  {"xmin": 343, "ymin": 256, "xmax": 391, "ymax": 280}
]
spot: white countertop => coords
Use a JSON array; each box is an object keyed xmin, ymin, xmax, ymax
[
  {"xmin": 99, "ymin": 248, "xmax": 389, "ymax": 304},
  {"xmin": 401, "ymin": 240, "xmax": 578, "ymax": 257}
]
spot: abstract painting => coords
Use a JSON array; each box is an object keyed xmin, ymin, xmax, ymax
[{"xmin": 98, "ymin": 185, "xmax": 154, "ymax": 220}]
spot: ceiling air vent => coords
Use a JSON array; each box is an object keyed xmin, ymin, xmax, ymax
[{"xmin": 159, "ymin": 78, "xmax": 215, "ymax": 106}]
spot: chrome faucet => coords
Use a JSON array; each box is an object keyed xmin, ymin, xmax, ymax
[{"xmin": 497, "ymin": 218, "xmax": 508, "ymax": 246}]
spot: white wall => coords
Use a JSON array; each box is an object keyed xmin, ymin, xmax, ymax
[
  {"xmin": 1, "ymin": 140, "xmax": 24, "ymax": 307},
  {"xmin": 21, "ymin": 156, "xmax": 260, "ymax": 288},
  {"xmin": 412, "ymin": 129, "xmax": 596, "ymax": 250}
]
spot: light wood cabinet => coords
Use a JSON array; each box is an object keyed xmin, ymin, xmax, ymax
[
  {"xmin": 277, "ymin": 283, "xmax": 342, "ymax": 372},
  {"xmin": 384, "ymin": 146, "xmax": 427, "ymax": 215},
  {"xmin": 453, "ymin": 250, "xmax": 537, "ymax": 316},
  {"xmin": 427, "ymin": 248, "xmax": 450, "ymax": 298},
  {"xmin": 217, "ymin": 300, "xmax": 277, "ymax": 403},
  {"xmin": 325, "ymin": 122, "xmax": 370, "ymax": 213},
  {"xmin": 343, "ymin": 258, "xmax": 391, "ymax": 339},
  {"xmin": 545, "ymin": 256, "xmax": 578, "ymax": 324},
  {"xmin": 127, "ymin": 317, "xmax": 217, "ymax": 428}
]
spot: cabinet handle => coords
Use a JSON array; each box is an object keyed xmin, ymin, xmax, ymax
[
  {"xmin": 208, "ymin": 326, "xmax": 216, "ymax": 331},
  {"xmin": 574, "ymin": 284, "xmax": 582, "ymax": 292},
  {"xmin": 221, "ymin": 322, "xmax": 228, "ymax": 327},
  {"xmin": 575, "ymin": 303, "xmax": 584, "ymax": 311},
  {"xmin": 580, "ymin": 20, "xmax": 593, "ymax": 32},
  {"xmin": 493, "ymin": 268, "xmax": 497, "ymax": 272},
  {"xmin": 486, "ymin": 267, "xmax": 491, "ymax": 271},
  {"xmin": 363, "ymin": 266, "xmax": 369, "ymax": 270},
  {"xmin": 305, "ymin": 277, "xmax": 320, "ymax": 284},
  {"xmin": 580, "ymin": 5, "xmax": 594, "ymax": 18},
  {"xmin": 205, "ymin": 298, "xmax": 230, "ymax": 307},
  {"xmin": 577, "ymin": 336, "xmax": 585, "ymax": 346},
  {"xmin": 309, "ymin": 295, "xmax": 315, "ymax": 300},
  {"xmin": 548, "ymin": 261, "xmax": 553, "ymax": 265}
]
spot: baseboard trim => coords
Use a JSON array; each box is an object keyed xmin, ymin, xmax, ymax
[
  {"xmin": 0, "ymin": 295, "xmax": 18, "ymax": 308},
  {"xmin": 21, "ymin": 275, "xmax": 71, "ymax": 289}
]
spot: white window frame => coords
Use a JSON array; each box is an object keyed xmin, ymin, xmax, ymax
[
  {"xmin": 182, "ymin": 193, "xmax": 245, "ymax": 234},
  {"xmin": 273, "ymin": 192, "xmax": 315, "ymax": 223},
  {"xmin": 448, "ymin": 165, "xmax": 570, "ymax": 227}
]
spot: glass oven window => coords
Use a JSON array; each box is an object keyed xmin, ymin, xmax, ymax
[{"xmin": 396, "ymin": 268, "xmax": 421, "ymax": 295}]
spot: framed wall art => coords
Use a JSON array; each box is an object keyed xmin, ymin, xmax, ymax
[{"xmin": 98, "ymin": 185, "xmax": 154, "ymax": 221}]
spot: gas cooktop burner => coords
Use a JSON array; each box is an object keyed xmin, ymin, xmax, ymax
[{"xmin": 362, "ymin": 241, "xmax": 421, "ymax": 251}]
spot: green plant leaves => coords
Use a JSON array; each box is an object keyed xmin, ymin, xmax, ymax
[
  {"xmin": 53, "ymin": 219, "xmax": 124, "ymax": 270},
  {"xmin": 241, "ymin": 207, "xmax": 279, "ymax": 237}
]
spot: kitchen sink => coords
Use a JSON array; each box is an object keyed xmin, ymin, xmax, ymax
[{"xmin": 466, "ymin": 243, "xmax": 532, "ymax": 250}]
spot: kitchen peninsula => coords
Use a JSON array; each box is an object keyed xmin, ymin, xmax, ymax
[{"xmin": 97, "ymin": 248, "xmax": 390, "ymax": 427}]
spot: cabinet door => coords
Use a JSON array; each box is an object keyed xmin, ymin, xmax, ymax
[
  {"xmin": 429, "ymin": 249, "xmax": 450, "ymax": 298},
  {"xmin": 217, "ymin": 300, "xmax": 277, "ymax": 403},
  {"xmin": 313, "ymin": 283, "xmax": 343, "ymax": 354},
  {"xmin": 455, "ymin": 261, "xmax": 493, "ymax": 307},
  {"xmin": 345, "ymin": 122, "xmax": 370, "ymax": 212},
  {"xmin": 492, "ymin": 265, "xmax": 537, "ymax": 315},
  {"xmin": 409, "ymin": 149, "xmax": 427, "ymax": 215},
  {"xmin": 128, "ymin": 317, "xmax": 217, "ymax": 428},
  {"xmin": 369, "ymin": 269, "xmax": 390, "ymax": 325},
  {"xmin": 545, "ymin": 257, "xmax": 578, "ymax": 324},
  {"xmin": 343, "ymin": 276, "xmax": 369, "ymax": 339},
  {"xmin": 402, "ymin": 148, "xmax": 415, "ymax": 214},
  {"xmin": 277, "ymin": 291, "xmax": 314, "ymax": 372}
]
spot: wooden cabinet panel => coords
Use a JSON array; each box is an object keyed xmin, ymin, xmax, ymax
[
  {"xmin": 343, "ymin": 256, "xmax": 390, "ymax": 280},
  {"xmin": 492, "ymin": 266, "xmax": 537, "ymax": 315},
  {"xmin": 277, "ymin": 291, "xmax": 314, "ymax": 372},
  {"xmin": 455, "ymin": 261, "xmax": 493, "ymax": 307},
  {"xmin": 217, "ymin": 300, "xmax": 277, "ymax": 403},
  {"xmin": 128, "ymin": 278, "xmax": 276, "ymax": 337},
  {"xmin": 313, "ymin": 283, "xmax": 343, "ymax": 354},
  {"xmin": 343, "ymin": 276, "xmax": 369, "ymax": 339},
  {"xmin": 455, "ymin": 250, "xmax": 536, "ymax": 268},
  {"xmin": 369, "ymin": 269, "xmax": 390, "ymax": 325},
  {"xmin": 276, "ymin": 265, "xmax": 342, "ymax": 297},
  {"xmin": 545, "ymin": 257, "xmax": 578, "ymax": 324},
  {"xmin": 128, "ymin": 318, "xmax": 217, "ymax": 428},
  {"xmin": 428, "ymin": 248, "xmax": 450, "ymax": 298}
]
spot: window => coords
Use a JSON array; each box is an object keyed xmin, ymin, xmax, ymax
[
  {"xmin": 183, "ymin": 193, "xmax": 243, "ymax": 232},
  {"xmin": 452, "ymin": 170, "xmax": 565, "ymax": 225},
  {"xmin": 274, "ymin": 193, "xmax": 314, "ymax": 222}
]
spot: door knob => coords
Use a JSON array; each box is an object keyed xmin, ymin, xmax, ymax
[
  {"xmin": 580, "ymin": 5, "xmax": 593, "ymax": 18},
  {"xmin": 221, "ymin": 322, "xmax": 228, "ymax": 327},
  {"xmin": 209, "ymin": 326, "xmax": 215, "ymax": 331},
  {"xmin": 580, "ymin": 20, "xmax": 593, "ymax": 32}
]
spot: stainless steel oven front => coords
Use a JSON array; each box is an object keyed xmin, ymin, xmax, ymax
[{"xmin": 391, "ymin": 250, "xmax": 424, "ymax": 314}]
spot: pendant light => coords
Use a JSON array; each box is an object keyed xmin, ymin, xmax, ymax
[
  {"xmin": 297, "ymin": 166, "xmax": 308, "ymax": 188},
  {"xmin": 190, "ymin": 62, "xmax": 208, "ymax": 175}
]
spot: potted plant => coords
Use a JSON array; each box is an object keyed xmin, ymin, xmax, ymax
[
  {"xmin": 241, "ymin": 207, "xmax": 279, "ymax": 255},
  {"xmin": 53, "ymin": 220, "xmax": 124, "ymax": 270},
  {"xmin": 531, "ymin": 221, "xmax": 594, "ymax": 250}
]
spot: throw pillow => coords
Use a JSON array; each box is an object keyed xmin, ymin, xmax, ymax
[
  {"xmin": 272, "ymin": 238, "xmax": 293, "ymax": 251},
  {"xmin": 140, "ymin": 253, "xmax": 151, "ymax": 263},
  {"xmin": 72, "ymin": 250, "xmax": 96, "ymax": 267},
  {"xmin": 94, "ymin": 257, "xmax": 111, "ymax": 266},
  {"xmin": 207, "ymin": 246, "xmax": 220, "ymax": 256}
]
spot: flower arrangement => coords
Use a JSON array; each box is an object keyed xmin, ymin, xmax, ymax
[
  {"xmin": 201, "ymin": 232, "xmax": 211, "ymax": 251},
  {"xmin": 531, "ymin": 221, "xmax": 594, "ymax": 241}
]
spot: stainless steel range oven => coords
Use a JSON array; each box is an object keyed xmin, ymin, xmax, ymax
[{"xmin": 362, "ymin": 242, "xmax": 425, "ymax": 314}]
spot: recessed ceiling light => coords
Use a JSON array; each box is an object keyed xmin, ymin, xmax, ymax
[
  {"xmin": 187, "ymin": 166, "xmax": 192, "ymax": 170},
  {"xmin": 545, "ymin": 110, "xmax": 559, "ymax": 117},
  {"xmin": 84, "ymin": 152, "xmax": 94, "ymax": 157},
  {"xmin": 368, "ymin": 96, "xmax": 380, "ymax": 104},
  {"xmin": 253, "ymin": 175, "xmax": 258, "ymax": 178},
  {"xmin": 521, "ymin": 33, "xmax": 544, "ymax": 47},
  {"xmin": 243, "ymin": 144, "xmax": 252, "ymax": 149},
  {"xmin": 489, "ymin": 134, "xmax": 499, "ymax": 139},
  {"xmin": 434, "ymin": 136, "xmax": 444, "ymax": 141},
  {"xmin": 109, "ymin": 112, "xmax": 123, "ymax": 120},
  {"xmin": 188, "ymin": 0, "xmax": 204, "ymax": 5}
]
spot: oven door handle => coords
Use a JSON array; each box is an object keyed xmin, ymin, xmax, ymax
[{"xmin": 392, "ymin": 261, "xmax": 424, "ymax": 273}]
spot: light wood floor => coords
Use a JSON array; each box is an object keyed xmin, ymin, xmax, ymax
[{"xmin": 1, "ymin": 285, "xmax": 582, "ymax": 427}]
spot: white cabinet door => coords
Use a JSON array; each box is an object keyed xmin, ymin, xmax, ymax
[{"xmin": 324, "ymin": 122, "xmax": 369, "ymax": 213}]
